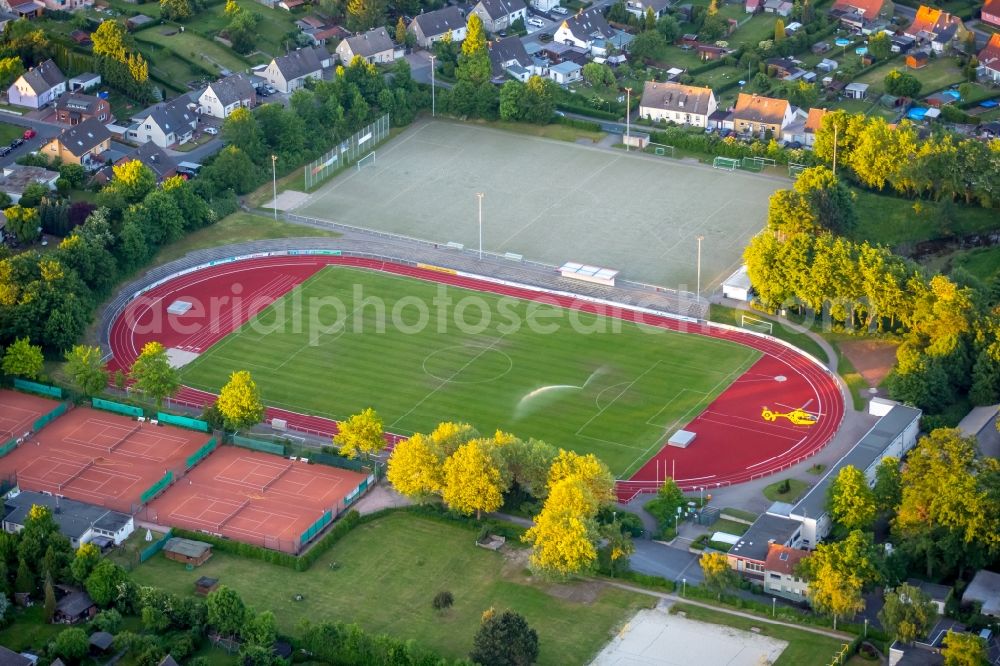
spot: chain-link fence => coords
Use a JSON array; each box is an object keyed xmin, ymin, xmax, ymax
[{"xmin": 304, "ymin": 114, "xmax": 390, "ymax": 190}]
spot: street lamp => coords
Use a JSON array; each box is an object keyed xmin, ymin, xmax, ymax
[
  {"xmin": 699, "ymin": 486, "xmax": 704, "ymax": 506},
  {"xmin": 429, "ymin": 55, "xmax": 437, "ymax": 117},
  {"xmin": 271, "ymin": 154, "xmax": 278, "ymax": 221},
  {"xmin": 696, "ymin": 235, "xmax": 704, "ymax": 302},
  {"xmin": 624, "ymin": 86, "xmax": 632, "ymax": 151},
  {"xmin": 772, "ymin": 597, "xmax": 776, "ymax": 617},
  {"xmin": 476, "ymin": 192, "xmax": 484, "ymax": 260},
  {"xmin": 682, "ymin": 578, "xmax": 686, "ymax": 596}
]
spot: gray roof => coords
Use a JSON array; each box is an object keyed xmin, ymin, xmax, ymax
[
  {"xmin": 0, "ymin": 646, "xmax": 32, "ymax": 666},
  {"xmin": 343, "ymin": 27, "xmax": 394, "ymax": 58},
  {"xmin": 205, "ymin": 73, "xmax": 256, "ymax": 107},
  {"xmin": 906, "ymin": 579, "xmax": 952, "ymax": 603},
  {"xmin": 89, "ymin": 632, "xmax": 115, "ymax": 650},
  {"xmin": 476, "ymin": 0, "xmax": 526, "ymax": 21},
  {"xmin": 640, "ymin": 81, "xmax": 715, "ymax": 116},
  {"xmin": 3, "ymin": 491, "xmax": 130, "ymax": 541},
  {"xmin": 411, "ymin": 6, "xmax": 466, "ymax": 39},
  {"xmin": 963, "ymin": 570, "xmax": 1000, "ymax": 616},
  {"xmin": 127, "ymin": 14, "xmax": 153, "ymax": 25},
  {"xmin": 561, "ymin": 7, "xmax": 614, "ymax": 42},
  {"xmin": 53, "ymin": 117, "xmax": 110, "ymax": 157},
  {"xmin": 489, "ymin": 36, "xmax": 531, "ymax": 76},
  {"xmin": 19, "ymin": 59, "xmax": 64, "ymax": 96},
  {"xmin": 632, "ymin": 0, "xmax": 670, "ymax": 11},
  {"xmin": 157, "ymin": 657, "xmax": 180, "ymax": 666},
  {"xmin": 729, "ymin": 513, "xmax": 802, "ymax": 562},
  {"xmin": 273, "ymin": 46, "xmax": 327, "ymax": 80},
  {"xmin": 164, "ymin": 537, "xmax": 212, "ymax": 558},
  {"xmin": 56, "ymin": 590, "xmax": 95, "ymax": 617},
  {"xmin": 123, "ymin": 141, "xmax": 177, "ymax": 180},
  {"xmin": 792, "ymin": 405, "xmax": 921, "ymax": 521},
  {"xmin": 145, "ymin": 97, "xmax": 197, "ymax": 136},
  {"xmin": 53, "ymin": 92, "xmax": 105, "ymax": 115},
  {"xmin": 0, "ymin": 165, "xmax": 59, "ymax": 193}
]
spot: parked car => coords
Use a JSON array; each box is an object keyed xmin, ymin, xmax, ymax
[
  {"xmin": 10, "ymin": 138, "xmax": 23, "ymax": 148},
  {"xmin": 528, "ymin": 17, "xmax": 544, "ymax": 27},
  {"xmin": 204, "ymin": 126, "xmax": 219, "ymax": 135},
  {"xmin": 22, "ymin": 129, "xmax": 35, "ymax": 139},
  {"xmin": 0, "ymin": 147, "xmax": 10, "ymax": 157},
  {"xmin": 552, "ymin": 5, "xmax": 568, "ymax": 13},
  {"xmin": 264, "ymin": 84, "xmax": 277, "ymax": 94}
]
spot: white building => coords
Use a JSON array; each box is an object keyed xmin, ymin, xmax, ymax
[
  {"xmin": 198, "ymin": 73, "xmax": 256, "ymax": 119},
  {"xmin": 3, "ymin": 490, "xmax": 134, "ymax": 548},
  {"xmin": 472, "ymin": 0, "xmax": 527, "ymax": 33},
  {"xmin": 408, "ymin": 7, "xmax": 468, "ymax": 48},
  {"xmin": 263, "ymin": 46, "xmax": 332, "ymax": 93},
  {"xmin": 128, "ymin": 97, "xmax": 198, "ymax": 148},
  {"xmin": 7, "ymin": 59, "xmax": 65, "ymax": 109},
  {"xmin": 553, "ymin": 8, "xmax": 615, "ymax": 53},
  {"xmin": 336, "ymin": 26, "xmax": 396, "ymax": 65},
  {"xmin": 639, "ymin": 81, "xmax": 717, "ymax": 127}
]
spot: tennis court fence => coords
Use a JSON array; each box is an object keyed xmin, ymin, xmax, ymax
[
  {"xmin": 13, "ymin": 378, "xmax": 62, "ymax": 398},
  {"xmin": 33, "ymin": 402, "xmax": 69, "ymax": 432},
  {"xmin": 232, "ymin": 434, "xmax": 285, "ymax": 456},
  {"xmin": 157, "ymin": 412, "xmax": 210, "ymax": 433},
  {"xmin": 186, "ymin": 437, "xmax": 218, "ymax": 469},
  {"xmin": 140, "ymin": 470, "xmax": 174, "ymax": 504},
  {"xmin": 93, "ymin": 397, "xmax": 144, "ymax": 419}
]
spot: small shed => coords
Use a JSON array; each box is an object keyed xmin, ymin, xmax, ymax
[
  {"xmin": 963, "ymin": 570, "xmax": 1000, "ymax": 616},
  {"xmin": 54, "ymin": 590, "xmax": 97, "ymax": 624},
  {"xmin": 125, "ymin": 14, "xmax": 153, "ymax": 29},
  {"xmin": 163, "ymin": 538, "xmax": 213, "ymax": 567},
  {"xmin": 907, "ymin": 579, "xmax": 952, "ymax": 615},
  {"xmin": 195, "ymin": 576, "xmax": 219, "ymax": 596},
  {"xmin": 845, "ymin": 82, "xmax": 869, "ymax": 100},
  {"xmin": 89, "ymin": 632, "xmax": 115, "ymax": 654},
  {"xmin": 722, "ymin": 265, "xmax": 752, "ymax": 301},
  {"xmin": 906, "ymin": 52, "xmax": 928, "ymax": 69},
  {"xmin": 157, "ymin": 656, "xmax": 180, "ymax": 666}
]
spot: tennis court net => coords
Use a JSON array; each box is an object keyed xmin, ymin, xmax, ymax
[
  {"xmin": 261, "ymin": 462, "xmax": 294, "ymax": 492},
  {"xmin": 107, "ymin": 423, "xmax": 142, "ymax": 454},
  {"xmin": 58, "ymin": 460, "xmax": 95, "ymax": 492}
]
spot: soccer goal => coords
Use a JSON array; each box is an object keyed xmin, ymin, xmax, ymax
[
  {"xmin": 740, "ymin": 156, "xmax": 764, "ymax": 172},
  {"xmin": 649, "ymin": 143, "xmax": 675, "ymax": 158},
  {"xmin": 740, "ymin": 314, "xmax": 773, "ymax": 335},
  {"xmin": 789, "ymin": 162, "xmax": 807, "ymax": 179},
  {"xmin": 356, "ymin": 151, "xmax": 376, "ymax": 171},
  {"xmin": 713, "ymin": 156, "xmax": 739, "ymax": 171}
]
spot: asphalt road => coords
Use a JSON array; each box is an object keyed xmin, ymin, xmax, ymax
[
  {"xmin": 630, "ymin": 540, "xmax": 706, "ymax": 584},
  {"xmin": 0, "ymin": 112, "xmax": 63, "ymax": 169}
]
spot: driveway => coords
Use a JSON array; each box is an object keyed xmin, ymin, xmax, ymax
[
  {"xmin": 405, "ymin": 50, "xmax": 433, "ymax": 85},
  {"xmin": 629, "ymin": 540, "xmax": 705, "ymax": 585}
]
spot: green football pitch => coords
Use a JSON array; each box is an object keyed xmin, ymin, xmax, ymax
[{"xmin": 180, "ymin": 267, "xmax": 760, "ymax": 476}]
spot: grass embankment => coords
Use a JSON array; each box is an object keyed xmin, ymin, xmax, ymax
[
  {"xmin": 763, "ymin": 478, "xmax": 811, "ymax": 503},
  {"xmin": 132, "ymin": 513, "xmax": 651, "ymax": 665},
  {"xmin": 709, "ymin": 303, "xmax": 829, "ymax": 364}
]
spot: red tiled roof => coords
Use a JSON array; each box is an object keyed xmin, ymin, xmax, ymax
[
  {"xmin": 980, "ymin": 33, "xmax": 1000, "ymax": 71},
  {"xmin": 734, "ymin": 93, "xmax": 790, "ymax": 125},
  {"xmin": 765, "ymin": 544, "xmax": 809, "ymax": 575},
  {"xmin": 804, "ymin": 107, "xmax": 827, "ymax": 133},
  {"xmin": 984, "ymin": 0, "xmax": 1000, "ymax": 24},
  {"xmin": 830, "ymin": 0, "xmax": 884, "ymax": 17}
]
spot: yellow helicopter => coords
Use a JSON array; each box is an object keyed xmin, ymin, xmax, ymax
[{"xmin": 760, "ymin": 407, "xmax": 818, "ymax": 426}]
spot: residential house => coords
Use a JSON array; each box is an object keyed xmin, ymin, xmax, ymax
[
  {"xmin": 903, "ymin": 6, "xmax": 969, "ymax": 53},
  {"xmin": 40, "ymin": 0, "xmax": 91, "ymax": 10},
  {"xmin": 115, "ymin": 141, "xmax": 178, "ymax": 182},
  {"xmin": 8, "ymin": 0, "xmax": 45, "ymax": 18},
  {"xmin": 978, "ymin": 33, "xmax": 1000, "ymax": 84},
  {"xmin": 548, "ymin": 60, "xmax": 581, "ymax": 84},
  {"xmin": 957, "ymin": 403, "xmax": 1000, "ymax": 458},
  {"xmin": 68, "ymin": 72, "xmax": 100, "ymax": 92},
  {"xmin": 745, "ymin": 0, "xmax": 761, "ymax": 13},
  {"xmin": 0, "ymin": 165, "xmax": 59, "ymax": 203},
  {"xmin": 625, "ymin": 0, "xmax": 670, "ymax": 19},
  {"xmin": 408, "ymin": 7, "xmax": 467, "ymax": 48},
  {"xmin": 732, "ymin": 93, "xmax": 794, "ymax": 136},
  {"xmin": 963, "ymin": 570, "xmax": 1000, "ymax": 616},
  {"xmin": 3, "ymin": 491, "xmax": 133, "ymax": 547},
  {"xmin": 984, "ymin": 0, "xmax": 1000, "ymax": 30},
  {"xmin": 7, "ymin": 59, "xmax": 65, "ymax": 109},
  {"xmin": 531, "ymin": 0, "xmax": 559, "ymax": 12},
  {"xmin": 638, "ymin": 81, "xmax": 717, "ymax": 127},
  {"xmin": 697, "ymin": 44, "xmax": 731, "ymax": 60},
  {"xmin": 471, "ymin": 0, "xmax": 527, "ymax": 34},
  {"xmin": 41, "ymin": 117, "xmax": 110, "ymax": 166},
  {"xmin": 0, "ymin": 647, "xmax": 32, "ymax": 666},
  {"xmin": 0, "ymin": 10, "xmax": 16, "ymax": 29},
  {"xmin": 53, "ymin": 92, "xmax": 111, "ymax": 126},
  {"xmin": 888, "ymin": 618, "xmax": 976, "ymax": 665},
  {"xmin": 803, "ymin": 106, "xmax": 826, "ymax": 147},
  {"xmin": 729, "ymin": 512, "xmax": 804, "ymax": 580},
  {"xmin": 764, "ymin": 544, "xmax": 810, "ymax": 601},
  {"xmin": 198, "ymin": 73, "xmax": 256, "ymax": 119},
  {"xmin": 906, "ymin": 579, "xmax": 952, "ymax": 615},
  {"xmin": 891, "ymin": 33, "xmax": 915, "ymax": 53},
  {"xmin": 488, "ymin": 35, "xmax": 536, "ymax": 82},
  {"xmin": 54, "ymin": 589, "xmax": 97, "ymax": 624},
  {"xmin": 261, "ymin": 46, "xmax": 331, "ymax": 93},
  {"xmin": 762, "ymin": 0, "xmax": 792, "ymax": 16},
  {"xmin": 335, "ymin": 27, "xmax": 396, "ymax": 65},
  {"xmin": 553, "ymin": 8, "xmax": 615, "ymax": 54},
  {"xmin": 765, "ymin": 57, "xmax": 797, "ymax": 78},
  {"xmin": 128, "ymin": 97, "xmax": 197, "ymax": 148},
  {"xmin": 828, "ymin": 0, "xmax": 892, "ymax": 31}
]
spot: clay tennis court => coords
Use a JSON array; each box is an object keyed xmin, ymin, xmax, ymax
[
  {"xmin": 0, "ymin": 389, "xmax": 58, "ymax": 443},
  {"xmin": 147, "ymin": 446, "xmax": 368, "ymax": 554},
  {"xmin": 0, "ymin": 406, "xmax": 210, "ymax": 513}
]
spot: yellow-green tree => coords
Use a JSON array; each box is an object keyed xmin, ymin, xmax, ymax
[
  {"xmin": 522, "ymin": 477, "xmax": 599, "ymax": 575},
  {"xmin": 427, "ymin": 421, "xmax": 478, "ymax": 459},
  {"xmin": 547, "ymin": 449, "xmax": 614, "ymax": 505},
  {"xmin": 700, "ymin": 551, "xmax": 740, "ymax": 599},
  {"xmin": 70, "ymin": 542, "xmax": 101, "ymax": 584},
  {"xmin": 129, "ymin": 341, "xmax": 179, "ymax": 409},
  {"xmin": 942, "ymin": 631, "xmax": 988, "ymax": 666},
  {"xmin": 800, "ymin": 530, "xmax": 880, "ymax": 629},
  {"xmin": 224, "ymin": 0, "xmax": 239, "ymax": 14},
  {"xmin": 334, "ymin": 407, "xmax": 385, "ymax": 463},
  {"xmin": 774, "ymin": 18, "xmax": 785, "ymax": 42},
  {"xmin": 217, "ymin": 370, "xmax": 264, "ymax": 431},
  {"xmin": 2, "ymin": 337, "xmax": 44, "ymax": 379},
  {"xmin": 64, "ymin": 345, "xmax": 108, "ymax": 398},
  {"xmin": 878, "ymin": 583, "xmax": 936, "ymax": 645},
  {"xmin": 442, "ymin": 439, "xmax": 503, "ymax": 518},
  {"xmin": 386, "ymin": 433, "xmax": 444, "ymax": 500},
  {"xmin": 828, "ymin": 465, "xmax": 876, "ymax": 531}
]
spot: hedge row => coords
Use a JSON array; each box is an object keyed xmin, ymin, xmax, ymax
[
  {"xmin": 688, "ymin": 53, "xmax": 740, "ymax": 78},
  {"xmin": 555, "ymin": 101, "xmax": 621, "ymax": 121},
  {"xmin": 612, "ymin": 569, "xmax": 677, "ymax": 592},
  {"xmin": 557, "ymin": 116, "xmax": 604, "ymax": 132}
]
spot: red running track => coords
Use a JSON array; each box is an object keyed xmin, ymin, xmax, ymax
[{"xmin": 108, "ymin": 256, "xmax": 844, "ymax": 497}]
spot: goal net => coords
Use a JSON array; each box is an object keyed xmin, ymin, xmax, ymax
[
  {"xmin": 713, "ymin": 156, "xmax": 739, "ymax": 171},
  {"xmin": 649, "ymin": 143, "xmax": 675, "ymax": 157},
  {"xmin": 356, "ymin": 151, "xmax": 376, "ymax": 171},
  {"xmin": 740, "ymin": 314, "xmax": 773, "ymax": 335},
  {"xmin": 788, "ymin": 163, "xmax": 807, "ymax": 179}
]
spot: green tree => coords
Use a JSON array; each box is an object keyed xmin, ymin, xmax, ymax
[
  {"xmin": 470, "ymin": 610, "xmax": 539, "ymax": 666},
  {"xmin": 942, "ymin": 631, "xmax": 988, "ymax": 666},
  {"xmin": 800, "ymin": 530, "xmax": 881, "ymax": 628},
  {"xmin": 499, "ymin": 80, "xmax": 524, "ymax": 121},
  {"xmin": 92, "ymin": 20, "xmax": 129, "ymax": 60},
  {"xmin": 160, "ymin": 0, "xmax": 192, "ymax": 21},
  {"xmin": 519, "ymin": 76, "xmax": 555, "ymax": 124},
  {"xmin": 582, "ymin": 62, "xmax": 615, "ymax": 87},
  {"xmin": 207, "ymin": 586, "xmax": 247, "ymax": 638},
  {"xmin": 644, "ymin": 6, "xmax": 656, "ymax": 30},
  {"xmin": 221, "ymin": 107, "xmax": 265, "ymax": 163},
  {"xmin": 64, "ymin": 345, "xmax": 108, "ymax": 397},
  {"xmin": 442, "ymin": 439, "xmax": 504, "ymax": 519},
  {"xmin": 43, "ymin": 571, "xmax": 56, "ymax": 622},
  {"xmin": 70, "ymin": 543, "xmax": 101, "ymax": 584},
  {"xmin": 216, "ymin": 370, "xmax": 265, "ymax": 431},
  {"xmin": 53, "ymin": 628, "xmax": 89, "ymax": 663},
  {"xmin": 700, "ymin": 551, "xmax": 740, "ymax": 599},
  {"xmin": 873, "ymin": 457, "xmax": 902, "ymax": 516},
  {"xmin": 878, "ymin": 584, "xmax": 936, "ymax": 645},
  {"xmin": 226, "ymin": 9, "xmax": 260, "ymax": 54},
  {"xmin": 629, "ymin": 30, "xmax": 666, "ymax": 61},
  {"xmin": 774, "ymin": 18, "xmax": 785, "ymax": 42},
  {"xmin": 243, "ymin": 610, "xmax": 277, "ymax": 647},
  {"xmin": 104, "ymin": 160, "xmax": 156, "ymax": 205},
  {"xmin": 884, "ymin": 70, "xmax": 921, "ymax": 98},
  {"xmin": 128, "ymin": 341, "xmax": 179, "ymax": 409},
  {"xmin": 18, "ymin": 182, "xmax": 48, "ymax": 208},
  {"xmin": 334, "ymin": 407, "xmax": 385, "ymax": 463},
  {"xmin": 85, "ymin": 560, "xmax": 128, "ymax": 608},
  {"xmin": 656, "ymin": 14, "xmax": 680, "ymax": 42},
  {"xmin": 202, "ymin": 146, "xmax": 259, "ymax": 194},
  {"xmin": 457, "ymin": 14, "xmax": 490, "ymax": 87},
  {"xmin": 828, "ymin": 465, "xmax": 876, "ymax": 532},
  {"xmin": 15, "ymin": 558, "xmax": 33, "ymax": 595},
  {"xmin": 868, "ymin": 32, "xmax": 890, "ymax": 60},
  {"xmin": 0, "ymin": 56, "xmax": 24, "ymax": 87},
  {"xmin": 2, "ymin": 337, "xmax": 44, "ymax": 379},
  {"xmin": 346, "ymin": 0, "xmax": 385, "ymax": 31},
  {"xmin": 5, "ymin": 205, "xmax": 40, "ymax": 244},
  {"xmin": 395, "ymin": 16, "xmax": 407, "ymax": 44}
]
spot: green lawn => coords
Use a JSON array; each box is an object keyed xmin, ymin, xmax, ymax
[
  {"xmin": 0, "ymin": 606, "xmax": 65, "ymax": 652},
  {"xmin": 708, "ymin": 303, "xmax": 828, "ymax": 364},
  {"xmin": 0, "ymin": 122, "xmax": 23, "ymax": 144},
  {"xmin": 185, "ymin": 0, "xmax": 301, "ymax": 60},
  {"xmin": 853, "ymin": 56, "xmax": 965, "ymax": 96},
  {"xmin": 851, "ymin": 189, "xmax": 1000, "ymax": 250},
  {"xmin": 924, "ymin": 246, "xmax": 1000, "ymax": 283},
  {"xmin": 134, "ymin": 28, "xmax": 249, "ymax": 77},
  {"xmin": 180, "ymin": 266, "xmax": 759, "ymax": 476},
  {"xmin": 707, "ymin": 518, "xmax": 749, "ymax": 536},
  {"xmin": 763, "ymin": 478, "xmax": 811, "ymax": 503},
  {"xmin": 671, "ymin": 603, "xmax": 848, "ymax": 666},
  {"xmin": 130, "ymin": 513, "xmax": 653, "ymax": 664},
  {"xmin": 148, "ymin": 212, "xmax": 340, "ymax": 268}
]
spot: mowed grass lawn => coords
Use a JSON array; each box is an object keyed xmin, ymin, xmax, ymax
[
  {"xmin": 134, "ymin": 29, "xmax": 249, "ymax": 76},
  {"xmin": 0, "ymin": 122, "xmax": 23, "ymax": 144},
  {"xmin": 131, "ymin": 513, "xmax": 653, "ymax": 664},
  {"xmin": 180, "ymin": 266, "xmax": 760, "ymax": 476},
  {"xmin": 671, "ymin": 603, "xmax": 848, "ymax": 666},
  {"xmin": 853, "ymin": 57, "xmax": 964, "ymax": 95}
]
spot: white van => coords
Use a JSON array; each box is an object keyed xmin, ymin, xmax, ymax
[{"xmin": 528, "ymin": 17, "xmax": 545, "ymax": 26}]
